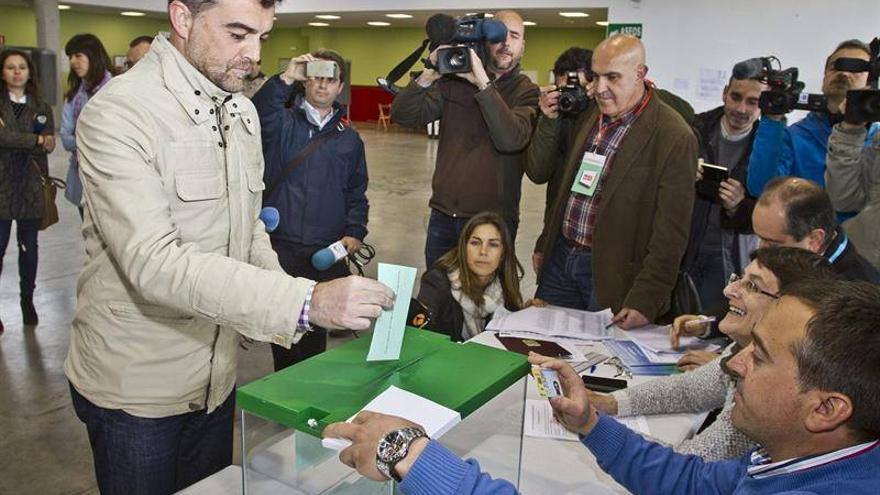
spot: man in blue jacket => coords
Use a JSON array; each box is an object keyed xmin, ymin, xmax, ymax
[
  {"xmin": 326, "ymin": 279, "xmax": 880, "ymax": 494},
  {"xmin": 747, "ymin": 39, "xmax": 872, "ymax": 208},
  {"xmin": 252, "ymin": 49, "xmax": 368, "ymax": 371}
]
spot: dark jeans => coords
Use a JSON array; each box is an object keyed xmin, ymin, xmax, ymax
[
  {"xmin": 270, "ymin": 238, "xmax": 351, "ymax": 371},
  {"xmin": 69, "ymin": 383, "xmax": 234, "ymax": 495},
  {"xmin": 690, "ymin": 245, "xmax": 727, "ymax": 310},
  {"xmin": 0, "ymin": 218, "xmax": 40, "ymax": 299},
  {"xmin": 424, "ymin": 209, "xmax": 519, "ymax": 269},
  {"xmin": 535, "ymin": 235, "xmax": 598, "ymax": 310}
]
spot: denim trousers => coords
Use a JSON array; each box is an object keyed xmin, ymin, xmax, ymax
[
  {"xmin": 0, "ymin": 218, "xmax": 40, "ymax": 299},
  {"xmin": 69, "ymin": 383, "xmax": 235, "ymax": 495},
  {"xmin": 424, "ymin": 209, "xmax": 519, "ymax": 269},
  {"xmin": 535, "ymin": 235, "xmax": 598, "ymax": 310}
]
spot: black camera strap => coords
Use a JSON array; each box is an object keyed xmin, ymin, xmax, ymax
[{"xmin": 384, "ymin": 38, "xmax": 432, "ymax": 87}]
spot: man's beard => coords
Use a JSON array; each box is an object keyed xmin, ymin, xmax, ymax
[
  {"xmin": 489, "ymin": 50, "xmax": 520, "ymax": 73},
  {"xmin": 185, "ymin": 39, "xmax": 253, "ymax": 93}
]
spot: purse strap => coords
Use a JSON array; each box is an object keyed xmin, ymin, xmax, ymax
[{"xmin": 263, "ymin": 124, "xmax": 343, "ymax": 200}]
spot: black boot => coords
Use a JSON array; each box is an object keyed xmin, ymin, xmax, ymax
[{"xmin": 21, "ymin": 297, "xmax": 38, "ymax": 326}]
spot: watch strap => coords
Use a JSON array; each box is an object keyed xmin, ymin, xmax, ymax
[{"xmin": 376, "ymin": 427, "xmax": 428, "ymax": 482}]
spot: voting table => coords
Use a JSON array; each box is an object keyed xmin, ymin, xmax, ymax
[{"xmin": 181, "ymin": 328, "xmax": 705, "ymax": 495}]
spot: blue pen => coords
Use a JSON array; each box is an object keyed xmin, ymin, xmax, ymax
[{"xmin": 589, "ymin": 365, "xmax": 597, "ymax": 374}]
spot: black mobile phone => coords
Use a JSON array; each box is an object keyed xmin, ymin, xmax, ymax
[
  {"xmin": 582, "ymin": 375, "xmax": 628, "ymax": 393},
  {"xmin": 701, "ymin": 162, "xmax": 729, "ymax": 183}
]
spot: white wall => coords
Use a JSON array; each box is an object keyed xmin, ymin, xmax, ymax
[{"xmin": 70, "ymin": 0, "xmax": 880, "ymax": 112}]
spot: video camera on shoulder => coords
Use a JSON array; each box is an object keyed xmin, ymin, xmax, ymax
[
  {"xmin": 843, "ymin": 37, "xmax": 880, "ymax": 124},
  {"xmin": 425, "ymin": 13, "xmax": 508, "ymax": 75},
  {"xmin": 557, "ymin": 71, "xmax": 590, "ymax": 116},
  {"xmin": 732, "ymin": 56, "xmax": 826, "ymax": 115}
]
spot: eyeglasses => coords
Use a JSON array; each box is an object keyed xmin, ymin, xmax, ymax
[
  {"xmin": 727, "ymin": 273, "xmax": 780, "ymax": 299},
  {"xmin": 605, "ymin": 356, "xmax": 632, "ymax": 379}
]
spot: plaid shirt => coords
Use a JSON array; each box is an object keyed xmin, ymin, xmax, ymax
[{"xmin": 563, "ymin": 87, "xmax": 653, "ymax": 248}]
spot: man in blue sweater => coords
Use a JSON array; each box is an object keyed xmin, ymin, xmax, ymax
[
  {"xmin": 747, "ymin": 40, "xmax": 872, "ymax": 207},
  {"xmin": 252, "ymin": 49, "xmax": 369, "ymax": 371},
  {"xmin": 325, "ymin": 279, "xmax": 880, "ymax": 494}
]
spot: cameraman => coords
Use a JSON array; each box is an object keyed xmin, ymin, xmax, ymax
[
  {"xmin": 525, "ymin": 47, "xmax": 592, "ymax": 274},
  {"xmin": 747, "ymin": 40, "xmax": 872, "ymax": 204},
  {"xmin": 391, "ymin": 10, "xmax": 539, "ymax": 269},
  {"xmin": 824, "ymin": 101, "xmax": 880, "ymax": 268}
]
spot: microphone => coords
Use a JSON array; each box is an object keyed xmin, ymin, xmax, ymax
[
  {"xmin": 259, "ymin": 207, "xmax": 280, "ymax": 233},
  {"xmin": 311, "ymin": 240, "xmax": 348, "ymax": 271},
  {"xmin": 732, "ymin": 58, "xmax": 767, "ymax": 80},
  {"xmin": 426, "ymin": 14, "xmax": 457, "ymax": 45}
]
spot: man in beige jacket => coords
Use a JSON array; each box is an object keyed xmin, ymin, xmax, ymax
[{"xmin": 64, "ymin": 1, "xmax": 393, "ymax": 493}]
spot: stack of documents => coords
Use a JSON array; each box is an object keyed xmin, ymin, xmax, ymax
[
  {"xmin": 605, "ymin": 325, "xmax": 719, "ymax": 375},
  {"xmin": 486, "ymin": 306, "xmax": 615, "ymax": 342}
]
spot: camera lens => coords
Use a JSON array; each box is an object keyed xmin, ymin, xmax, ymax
[
  {"xmin": 558, "ymin": 94, "xmax": 574, "ymax": 112},
  {"xmin": 449, "ymin": 51, "xmax": 467, "ymax": 68}
]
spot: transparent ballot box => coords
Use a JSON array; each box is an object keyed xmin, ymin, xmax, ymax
[{"xmin": 237, "ymin": 328, "xmax": 529, "ymax": 494}]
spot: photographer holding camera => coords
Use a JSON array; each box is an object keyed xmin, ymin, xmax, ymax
[
  {"xmin": 525, "ymin": 47, "xmax": 593, "ymax": 275},
  {"xmin": 747, "ymin": 40, "xmax": 872, "ymax": 205},
  {"xmin": 391, "ymin": 10, "xmax": 539, "ymax": 269},
  {"xmin": 824, "ymin": 102, "xmax": 880, "ymax": 269},
  {"xmin": 252, "ymin": 50, "xmax": 370, "ymax": 371}
]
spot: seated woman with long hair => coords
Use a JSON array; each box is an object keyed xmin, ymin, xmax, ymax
[{"xmin": 411, "ymin": 212, "xmax": 523, "ymax": 341}]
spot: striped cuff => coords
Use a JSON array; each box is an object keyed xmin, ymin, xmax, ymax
[{"xmin": 297, "ymin": 281, "xmax": 317, "ymax": 331}]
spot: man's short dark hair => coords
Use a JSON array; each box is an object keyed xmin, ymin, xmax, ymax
[
  {"xmin": 553, "ymin": 47, "xmax": 592, "ymax": 77},
  {"xmin": 312, "ymin": 48, "xmax": 346, "ymax": 83},
  {"xmin": 750, "ymin": 246, "xmax": 839, "ymax": 290},
  {"xmin": 170, "ymin": 0, "xmax": 282, "ymax": 16},
  {"xmin": 129, "ymin": 35, "xmax": 154, "ymax": 48},
  {"xmin": 759, "ymin": 177, "xmax": 837, "ymax": 243},
  {"xmin": 825, "ymin": 39, "xmax": 871, "ymax": 69},
  {"xmin": 782, "ymin": 280, "xmax": 880, "ymax": 440}
]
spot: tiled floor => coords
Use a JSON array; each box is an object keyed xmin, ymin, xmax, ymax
[{"xmin": 0, "ymin": 126, "xmax": 547, "ymax": 494}]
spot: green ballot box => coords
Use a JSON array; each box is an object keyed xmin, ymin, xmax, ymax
[{"xmin": 237, "ymin": 328, "xmax": 529, "ymax": 494}]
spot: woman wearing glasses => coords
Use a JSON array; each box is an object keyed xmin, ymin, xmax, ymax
[
  {"xmin": 0, "ymin": 49, "xmax": 55, "ymax": 332},
  {"xmin": 587, "ymin": 246, "xmax": 837, "ymax": 461}
]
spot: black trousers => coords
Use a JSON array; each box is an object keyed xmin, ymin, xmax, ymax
[{"xmin": 270, "ymin": 238, "xmax": 350, "ymax": 371}]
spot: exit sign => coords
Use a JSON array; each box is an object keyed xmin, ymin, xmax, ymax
[{"xmin": 607, "ymin": 23, "xmax": 643, "ymax": 38}]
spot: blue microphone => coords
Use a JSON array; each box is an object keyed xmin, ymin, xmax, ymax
[
  {"xmin": 311, "ymin": 241, "xmax": 348, "ymax": 271},
  {"xmin": 259, "ymin": 207, "xmax": 280, "ymax": 233}
]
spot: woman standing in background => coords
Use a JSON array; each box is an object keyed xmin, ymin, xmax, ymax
[
  {"xmin": 0, "ymin": 49, "xmax": 56, "ymax": 332},
  {"xmin": 60, "ymin": 33, "xmax": 112, "ymax": 218}
]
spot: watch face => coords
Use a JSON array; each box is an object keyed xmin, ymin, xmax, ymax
[{"xmin": 378, "ymin": 430, "xmax": 406, "ymax": 462}]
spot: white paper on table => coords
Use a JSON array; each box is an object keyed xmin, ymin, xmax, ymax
[
  {"xmin": 627, "ymin": 324, "xmax": 719, "ymax": 355},
  {"xmin": 525, "ymin": 400, "xmax": 652, "ymax": 442},
  {"xmin": 487, "ymin": 306, "xmax": 614, "ymax": 341},
  {"xmin": 321, "ymin": 386, "xmax": 461, "ymax": 450},
  {"xmin": 524, "ymin": 400, "xmax": 578, "ymax": 441}
]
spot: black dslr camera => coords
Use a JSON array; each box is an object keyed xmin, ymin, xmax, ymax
[
  {"xmin": 732, "ymin": 56, "xmax": 826, "ymax": 115},
  {"xmin": 557, "ymin": 71, "xmax": 589, "ymax": 115},
  {"xmin": 843, "ymin": 37, "xmax": 880, "ymax": 124},
  {"xmin": 425, "ymin": 13, "xmax": 508, "ymax": 75}
]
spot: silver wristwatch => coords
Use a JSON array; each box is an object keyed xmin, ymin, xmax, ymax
[{"xmin": 376, "ymin": 427, "xmax": 428, "ymax": 482}]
